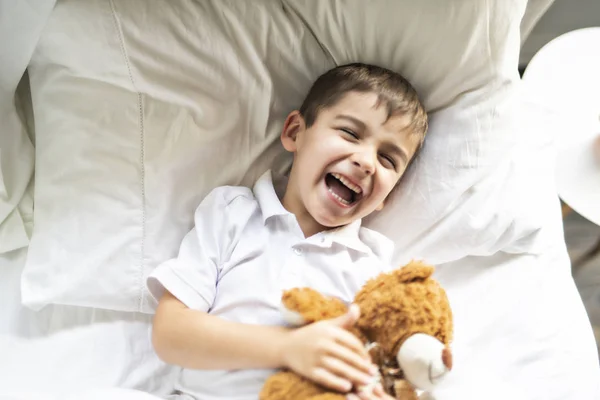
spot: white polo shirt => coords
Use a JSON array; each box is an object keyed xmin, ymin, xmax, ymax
[{"xmin": 147, "ymin": 170, "xmax": 395, "ymax": 400}]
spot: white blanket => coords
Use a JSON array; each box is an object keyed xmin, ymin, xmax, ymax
[{"xmin": 0, "ymin": 248, "xmax": 177, "ymax": 398}]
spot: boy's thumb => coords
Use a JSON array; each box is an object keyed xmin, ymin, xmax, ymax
[{"xmin": 333, "ymin": 304, "xmax": 360, "ymax": 327}]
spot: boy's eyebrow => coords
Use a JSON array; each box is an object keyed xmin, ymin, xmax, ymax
[{"xmin": 335, "ymin": 114, "xmax": 366, "ymax": 131}]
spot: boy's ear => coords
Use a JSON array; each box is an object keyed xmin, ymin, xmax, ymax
[
  {"xmin": 281, "ymin": 110, "xmax": 305, "ymax": 152},
  {"xmin": 375, "ymin": 201, "xmax": 385, "ymax": 212}
]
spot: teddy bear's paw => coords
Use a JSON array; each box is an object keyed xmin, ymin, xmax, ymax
[
  {"xmin": 279, "ymin": 302, "xmax": 306, "ymax": 326},
  {"xmin": 397, "ymin": 333, "xmax": 452, "ymax": 391},
  {"xmin": 311, "ymin": 394, "xmax": 347, "ymax": 400}
]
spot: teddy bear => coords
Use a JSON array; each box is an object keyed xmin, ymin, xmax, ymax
[{"xmin": 259, "ymin": 261, "xmax": 453, "ymax": 400}]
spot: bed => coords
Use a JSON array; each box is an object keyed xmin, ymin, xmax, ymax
[{"xmin": 1, "ymin": 0, "xmax": 599, "ymax": 399}]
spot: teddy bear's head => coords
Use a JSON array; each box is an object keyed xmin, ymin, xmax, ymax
[
  {"xmin": 355, "ymin": 261, "xmax": 453, "ymax": 355},
  {"xmin": 355, "ymin": 261, "xmax": 453, "ymax": 393}
]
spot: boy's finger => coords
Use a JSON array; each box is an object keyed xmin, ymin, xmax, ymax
[
  {"xmin": 373, "ymin": 385, "xmax": 394, "ymax": 399},
  {"xmin": 320, "ymin": 356, "xmax": 373, "ymax": 386},
  {"xmin": 332, "ymin": 328, "xmax": 370, "ymax": 359},
  {"xmin": 347, "ymin": 304, "xmax": 360, "ymax": 321},
  {"xmin": 326, "ymin": 343, "xmax": 377, "ymax": 375},
  {"xmin": 332, "ymin": 304, "xmax": 360, "ymax": 328},
  {"xmin": 311, "ymin": 367, "xmax": 353, "ymax": 393}
]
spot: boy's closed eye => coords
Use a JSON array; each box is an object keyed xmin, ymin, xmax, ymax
[
  {"xmin": 340, "ymin": 128, "xmax": 359, "ymax": 139},
  {"xmin": 339, "ymin": 128, "xmax": 399, "ymax": 170},
  {"xmin": 379, "ymin": 154, "xmax": 396, "ymax": 170}
]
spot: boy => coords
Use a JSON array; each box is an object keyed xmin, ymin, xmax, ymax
[{"xmin": 147, "ymin": 63, "xmax": 428, "ymax": 400}]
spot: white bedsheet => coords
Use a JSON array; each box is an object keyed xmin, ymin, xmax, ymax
[
  {"xmin": 2, "ymin": 223, "xmax": 599, "ymax": 400},
  {"xmin": 0, "ymin": 247, "xmax": 177, "ymax": 398}
]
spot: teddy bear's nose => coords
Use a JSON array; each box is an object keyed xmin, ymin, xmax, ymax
[{"xmin": 442, "ymin": 348, "xmax": 453, "ymax": 371}]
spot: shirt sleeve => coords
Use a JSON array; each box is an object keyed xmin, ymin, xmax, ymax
[{"xmin": 146, "ymin": 186, "xmax": 252, "ymax": 312}]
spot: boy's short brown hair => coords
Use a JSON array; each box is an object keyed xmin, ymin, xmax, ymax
[{"xmin": 299, "ymin": 63, "xmax": 428, "ymax": 147}]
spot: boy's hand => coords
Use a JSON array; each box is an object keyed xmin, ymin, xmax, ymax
[{"xmin": 279, "ymin": 304, "xmax": 376, "ymax": 392}]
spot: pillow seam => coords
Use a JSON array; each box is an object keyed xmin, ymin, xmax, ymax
[{"xmin": 109, "ymin": 0, "xmax": 146, "ymax": 312}]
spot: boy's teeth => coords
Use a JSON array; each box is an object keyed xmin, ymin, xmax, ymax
[
  {"xmin": 328, "ymin": 187, "xmax": 351, "ymax": 205},
  {"xmin": 331, "ymin": 173, "xmax": 362, "ymax": 194}
]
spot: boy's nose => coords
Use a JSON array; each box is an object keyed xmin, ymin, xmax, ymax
[{"xmin": 351, "ymin": 150, "xmax": 376, "ymax": 175}]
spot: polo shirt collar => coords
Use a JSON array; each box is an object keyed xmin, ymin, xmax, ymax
[
  {"xmin": 322, "ymin": 220, "xmax": 371, "ymax": 254},
  {"xmin": 253, "ymin": 170, "xmax": 292, "ymax": 223}
]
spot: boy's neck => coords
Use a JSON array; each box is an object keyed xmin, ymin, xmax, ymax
[{"xmin": 281, "ymin": 192, "xmax": 326, "ymax": 238}]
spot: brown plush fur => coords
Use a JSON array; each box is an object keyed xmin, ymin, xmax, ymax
[
  {"xmin": 281, "ymin": 288, "xmax": 348, "ymax": 321},
  {"xmin": 259, "ymin": 261, "xmax": 453, "ymax": 400},
  {"xmin": 355, "ymin": 262, "xmax": 453, "ymax": 356}
]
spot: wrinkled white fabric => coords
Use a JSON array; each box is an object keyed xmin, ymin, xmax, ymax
[
  {"xmin": 23, "ymin": 0, "xmax": 528, "ymax": 313},
  {"xmin": 3, "ymin": 1, "xmax": 599, "ymax": 399},
  {"xmin": 0, "ymin": 0, "xmax": 53, "ymax": 253}
]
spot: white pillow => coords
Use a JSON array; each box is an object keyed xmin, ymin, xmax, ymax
[
  {"xmin": 0, "ymin": 0, "xmax": 54, "ymax": 254},
  {"xmin": 23, "ymin": 0, "xmax": 530, "ymax": 312}
]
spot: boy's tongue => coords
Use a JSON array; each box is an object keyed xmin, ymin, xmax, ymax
[{"xmin": 326, "ymin": 174, "xmax": 354, "ymax": 202}]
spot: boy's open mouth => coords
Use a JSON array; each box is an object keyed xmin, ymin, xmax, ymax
[{"xmin": 325, "ymin": 173, "xmax": 363, "ymax": 206}]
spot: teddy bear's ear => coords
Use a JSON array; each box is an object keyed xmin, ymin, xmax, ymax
[{"xmin": 394, "ymin": 261, "xmax": 435, "ymax": 282}]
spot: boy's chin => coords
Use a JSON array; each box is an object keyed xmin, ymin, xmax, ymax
[
  {"xmin": 310, "ymin": 212, "xmax": 348, "ymax": 229},
  {"xmin": 313, "ymin": 210, "xmax": 357, "ymax": 229}
]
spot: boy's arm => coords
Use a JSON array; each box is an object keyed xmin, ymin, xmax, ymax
[
  {"xmin": 151, "ymin": 291, "xmax": 376, "ymax": 392},
  {"xmin": 152, "ymin": 290, "xmax": 288, "ymax": 369}
]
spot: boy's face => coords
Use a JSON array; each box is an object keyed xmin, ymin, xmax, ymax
[{"xmin": 281, "ymin": 91, "xmax": 421, "ymax": 233}]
